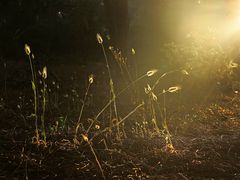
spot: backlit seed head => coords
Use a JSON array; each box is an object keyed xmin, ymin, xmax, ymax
[
  {"xmin": 96, "ymin": 33, "xmax": 103, "ymax": 44},
  {"xmin": 152, "ymin": 92, "xmax": 158, "ymax": 101},
  {"xmin": 147, "ymin": 69, "xmax": 158, "ymax": 77},
  {"xmin": 181, "ymin": 69, "xmax": 189, "ymax": 75},
  {"xmin": 95, "ymin": 124, "xmax": 100, "ymax": 130},
  {"xmin": 167, "ymin": 86, "xmax": 181, "ymax": 93},
  {"xmin": 228, "ymin": 61, "xmax": 238, "ymax": 68},
  {"xmin": 42, "ymin": 66, "xmax": 47, "ymax": 79},
  {"xmin": 89, "ymin": 74, "xmax": 94, "ymax": 84},
  {"xmin": 81, "ymin": 134, "xmax": 89, "ymax": 142},
  {"xmin": 131, "ymin": 48, "xmax": 136, "ymax": 55},
  {"xmin": 144, "ymin": 84, "xmax": 152, "ymax": 94},
  {"xmin": 24, "ymin": 44, "xmax": 31, "ymax": 55}
]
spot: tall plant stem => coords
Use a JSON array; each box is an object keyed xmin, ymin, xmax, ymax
[
  {"xmin": 41, "ymin": 79, "xmax": 47, "ymax": 144},
  {"xmin": 100, "ymin": 43, "xmax": 120, "ymax": 135},
  {"xmin": 75, "ymin": 83, "xmax": 91, "ymax": 137},
  {"xmin": 28, "ymin": 55, "xmax": 39, "ymax": 143}
]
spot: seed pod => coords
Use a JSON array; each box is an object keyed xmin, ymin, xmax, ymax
[
  {"xmin": 131, "ymin": 48, "xmax": 136, "ymax": 55},
  {"xmin": 81, "ymin": 134, "xmax": 89, "ymax": 142},
  {"xmin": 181, "ymin": 70, "xmax": 189, "ymax": 75},
  {"xmin": 152, "ymin": 92, "xmax": 158, "ymax": 101},
  {"xmin": 42, "ymin": 66, "xmax": 47, "ymax": 79},
  {"xmin": 168, "ymin": 86, "xmax": 181, "ymax": 93},
  {"xmin": 228, "ymin": 61, "xmax": 238, "ymax": 68},
  {"xmin": 95, "ymin": 124, "xmax": 100, "ymax": 130},
  {"xmin": 96, "ymin": 33, "xmax": 103, "ymax": 44},
  {"xmin": 147, "ymin": 69, "xmax": 158, "ymax": 77},
  {"xmin": 24, "ymin": 44, "xmax": 31, "ymax": 55},
  {"xmin": 89, "ymin": 74, "xmax": 94, "ymax": 84}
]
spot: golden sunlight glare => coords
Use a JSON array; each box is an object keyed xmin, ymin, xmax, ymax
[
  {"xmin": 225, "ymin": 0, "xmax": 240, "ymax": 38},
  {"xmin": 178, "ymin": 1, "xmax": 240, "ymax": 44}
]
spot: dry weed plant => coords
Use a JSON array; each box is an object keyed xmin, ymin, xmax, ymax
[
  {"xmin": 9, "ymin": 29, "xmax": 240, "ymax": 179},
  {"xmin": 40, "ymin": 66, "xmax": 47, "ymax": 145},
  {"xmin": 25, "ymin": 34, "xmax": 233, "ymax": 179},
  {"xmin": 25, "ymin": 44, "xmax": 40, "ymax": 145},
  {"xmin": 25, "ymin": 44, "xmax": 51, "ymax": 146},
  {"xmin": 96, "ymin": 33, "xmax": 120, "ymax": 140},
  {"xmin": 74, "ymin": 74, "xmax": 94, "ymax": 141},
  {"xmin": 22, "ymin": 34, "xmax": 193, "ymax": 177}
]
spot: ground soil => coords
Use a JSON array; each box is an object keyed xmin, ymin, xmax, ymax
[{"xmin": 0, "ymin": 60, "xmax": 240, "ymax": 179}]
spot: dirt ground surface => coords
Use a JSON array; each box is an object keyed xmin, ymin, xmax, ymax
[{"xmin": 0, "ymin": 60, "xmax": 240, "ymax": 179}]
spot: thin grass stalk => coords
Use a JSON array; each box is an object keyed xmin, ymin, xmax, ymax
[
  {"xmin": 150, "ymin": 97, "xmax": 160, "ymax": 133},
  {"xmin": 123, "ymin": 63, "xmax": 133, "ymax": 83},
  {"xmin": 75, "ymin": 82, "xmax": 91, "ymax": 137},
  {"xmin": 41, "ymin": 79, "xmax": 47, "ymax": 144},
  {"xmin": 95, "ymin": 70, "xmax": 154, "ymax": 122},
  {"xmin": 100, "ymin": 42, "xmax": 120, "ymax": 135},
  {"xmin": 27, "ymin": 51, "xmax": 39, "ymax": 143},
  {"xmin": 132, "ymin": 49, "xmax": 138, "ymax": 79},
  {"xmin": 115, "ymin": 102, "xmax": 144, "ymax": 126},
  {"xmin": 109, "ymin": 88, "xmax": 112, "ymax": 125},
  {"xmin": 88, "ymin": 68, "xmax": 157, "ymax": 134},
  {"xmin": 88, "ymin": 142, "xmax": 105, "ymax": 179},
  {"xmin": 163, "ymin": 91, "xmax": 173, "ymax": 146},
  {"xmin": 152, "ymin": 70, "xmax": 178, "ymax": 90},
  {"xmin": 28, "ymin": 55, "xmax": 35, "ymax": 85},
  {"xmin": 90, "ymin": 102, "xmax": 144, "ymax": 142},
  {"xmin": 95, "ymin": 72, "xmax": 147, "ymax": 121},
  {"xmin": 155, "ymin": 100, "xmax": 165, "ymax": 127}
]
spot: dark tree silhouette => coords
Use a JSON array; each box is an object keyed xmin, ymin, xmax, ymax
[{"xmin": 104, "ymin": 0, "xmax": 129, "ymax": 52}]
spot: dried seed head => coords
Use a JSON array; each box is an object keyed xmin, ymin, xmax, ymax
[
  {"xmin": 228, "ymin": 61, "xmax": 238, "ymax": 68},
  {"xmin": 24, "ymin": 44, "xmax": 31, "ymax": 55},
  {"xmin": 131, "ymin": 48, "xmax": 136, "ymax": 55},
  {"xmin": 181, "ymin": 69, "xmax": 189, "ymax": 75},
  {"xmin": 152, "ymin": 92, "xmax": 158, "ymax": 101},
  {"xmin": 147, "ymin": 69, "xmax": 158, "ymax": 77},
  {"xmin": 81, "ymin": 134, "xmax": 89, "ymax": 142},
  {"xmin": 96, "ymin": 33, "xmax": 103, "ymax": 44},
  {"xmin": 95, "ymin": 124, "xmax": 100, "ymax": 130},
  {"xmin": 42, "ymin": 66, "xmax": 47, "ymax": 79},
  {"xmin": 89, "ymin": 74, "xmax": 94, "ymax": 84},
  {"xmin": 144, "ymin": 84, "xmax": 152, "ymax": 94},
  {"xmin": 167, "ymin": 86, "xmax": 181, "ymax": 93}
]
